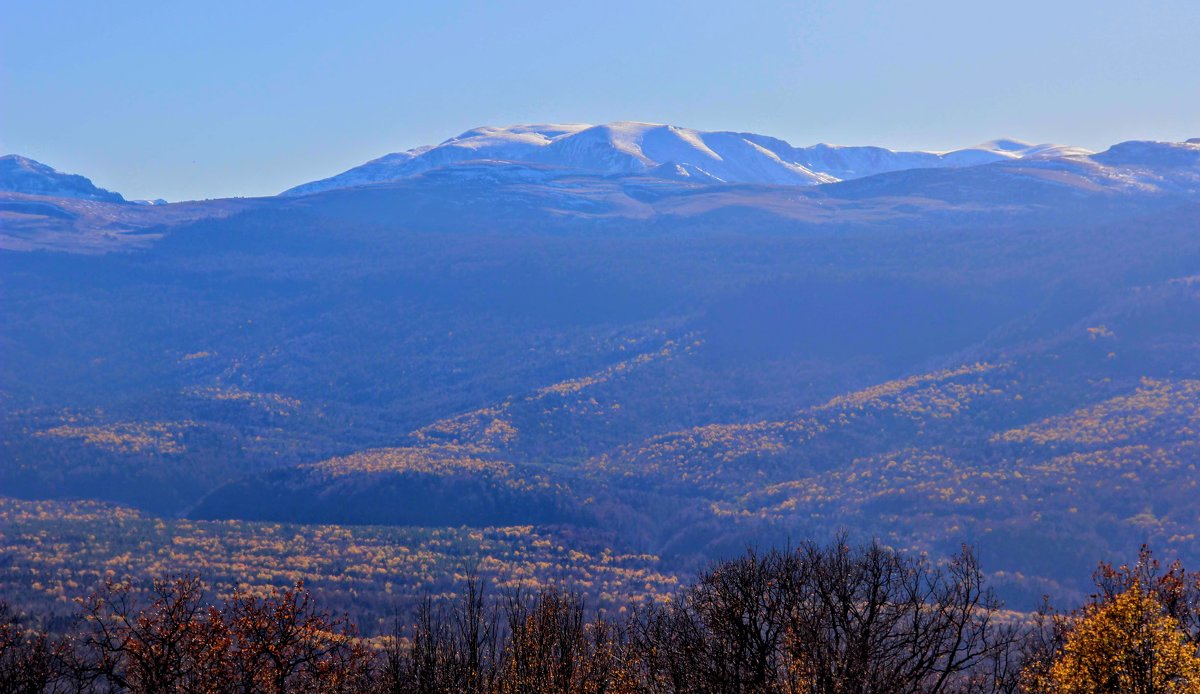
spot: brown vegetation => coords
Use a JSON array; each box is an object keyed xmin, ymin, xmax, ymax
[
  {"xmin": 0, "ymin": 539, "xmax": 1068, "ymax": 693},
  {"xmin": 5, "ymin": 542, "xmax": 1199, "ymax": 692}
]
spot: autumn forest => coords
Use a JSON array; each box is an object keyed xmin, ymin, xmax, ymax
[{"xmin": 4, "ymin": 126, "xmax": 1200, "ymax": 692}]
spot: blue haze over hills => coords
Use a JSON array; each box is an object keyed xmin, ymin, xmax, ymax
[{"xmin": 2, "ymin": 122, "xmax": 1200, "ymax": 610}]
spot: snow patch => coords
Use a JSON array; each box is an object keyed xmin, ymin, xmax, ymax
[{"xmin": 279, "ymin": 124, "xmax": 1096, "ymax": 196}]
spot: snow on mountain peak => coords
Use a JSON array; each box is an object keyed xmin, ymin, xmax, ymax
[
  {"xmin": 440, "ymin": 123, "xmax": 590, "ymax": 150},
  {"xmin": 0, "ymin": 154, "xmax": 126, "ymax": 203},
  {"xmin": 279, "ymin": 123, "xmax": 1091, "ymax": 196},
  {"xmin": 1092, "ymin": 139, "xmax": 1200, "ymax": 170}
]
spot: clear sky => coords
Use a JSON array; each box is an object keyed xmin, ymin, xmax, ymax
[{"xmin": 2, "ymin": 0, "xmax": 1197, "ymax": 201}]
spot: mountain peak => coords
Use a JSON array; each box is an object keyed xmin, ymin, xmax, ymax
[
  {"xmin": 440, "ymin": 123, "xmax": 590, "ymax": 149},
  {"xmin": 279, "ymin": 123, "xmax": 1090, "ymax": 197},
  {"xmin": 973, "ymin": 138, "xmax": 1036, "ymax": 152},
  {"xmin": 0, "ymin": 154, "xmax": 126, "ymax": 203},
  {"xmin": 1092, "ymin": 139, "xmax": 1200, "ymax": 169}
]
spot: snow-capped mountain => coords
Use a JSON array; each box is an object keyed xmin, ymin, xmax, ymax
[
  {"xmin": 281, "ymin": 122, "xmax": 1090, "ymax": 196},
  {"xmin": 0, "ymin": 155, "xmax": 126, "ymax": 203},
  {"xmin": 1092, "ymin": 139, "xmax": 1200, "ymax": 170},
  {"xmin": 981, "ymin": 139, "xmax": 1200, "ymax": 195}
]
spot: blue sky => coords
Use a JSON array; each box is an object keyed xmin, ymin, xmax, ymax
[{"xmin": 2, "ymin": 0, "xmax": 1197, "ymax": 201}]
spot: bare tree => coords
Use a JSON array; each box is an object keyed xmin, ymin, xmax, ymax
[
  {"xmin": 224, "ymin": 581, "xmax": 372, "ymax": 694},
  {"xmin": 630, "ymin": 548, "xmax": 805, "ymax": 693},
  {"xmin": 76, "ymin": 575, "xmax": 229, "ymax": 693},
  {"xmin": 783, "ymin": 539, "xmax": 1017, "ymax": 694},
  {"xmin": 380, "ymin": 571, "xmax": 500, "ymax": 694},
  {"xmin": 1, "ymin": 600, "xmax": 69, "ymax": 694},
  {"xmin": 631, "ymin": 540, "xmax": 1017, "ymax": 694},
  {"xmin": 495, "ymin": 587, "xmax": 632, "ymax": 694},
  {"xmin": 3, "ymin": 541, "xmax": 1030, "ymax": 693}
]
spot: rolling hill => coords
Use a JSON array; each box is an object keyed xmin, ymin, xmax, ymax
[{"xmin": 2, "ymin": 128, "xmax": 1199, "ymax": 612}]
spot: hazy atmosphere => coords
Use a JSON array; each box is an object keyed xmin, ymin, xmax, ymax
[
  {"xmin": 3, "ymin": 2, "xmax": 1200, "ymax": 692},
  {"xmin": 3, "ymin": 0, "xmax": 1198, "ymax": 200}
]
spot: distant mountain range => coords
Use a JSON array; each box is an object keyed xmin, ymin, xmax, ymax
[
  {"xmin": 279, "ymin": 122, "xmax": 1099, "ymax": 195},
  {"xmin": 0, "ymin": 154, "xmax": 126, "ymax": 203},
  {"xmin": 3, "ymin": 122, "xmax": 1200, "ymax": 613},
  {"xmin": 4, "ymin": 125, "xmax": 1197, "ymax": 208},
  {"xmin": 2, "ymin": 128, "xmax": 1198, "ymax": 255}
]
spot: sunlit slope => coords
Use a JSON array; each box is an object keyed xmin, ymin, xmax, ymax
[
  {"xmin": 0, "ymin": 497, "xmax": 675, "ymax": 635},
  {"xmin": 185, "ymin": 277, "xmax": 1200, "ymax": 607},
  {"xmin": 2, "ymin": 141, "xmax": 1199, "ymax": 610}
]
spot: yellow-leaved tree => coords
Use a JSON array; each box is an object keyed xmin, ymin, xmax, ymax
[
  {"xmin": 1044, "ymin": 583, "xmax": 1200, "ymax": 693},
  {"xmin": 1026, "ymin": 547, "xmax": 1200, "ymax": 693}
]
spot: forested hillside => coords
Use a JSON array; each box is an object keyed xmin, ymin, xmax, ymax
[
  {"xmin": 3, "ymin": 142, "xmax": 1200, "ymax": 618},
  {"xmin": 3, "ymin": 541, "xmax": 1198, "ymax": 692}
]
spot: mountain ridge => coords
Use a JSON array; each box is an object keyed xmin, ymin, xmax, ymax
[
  {"xmin": 0, "ymin": 154, "xmax": 126, "ymax": 203},
  {"xmin": 4, "ymin": 127, "xmax": 1200, "ymax": 611},
  {"xmin": 279, "ymin": 122, "xmax": 1093, "ymax": 196}
]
